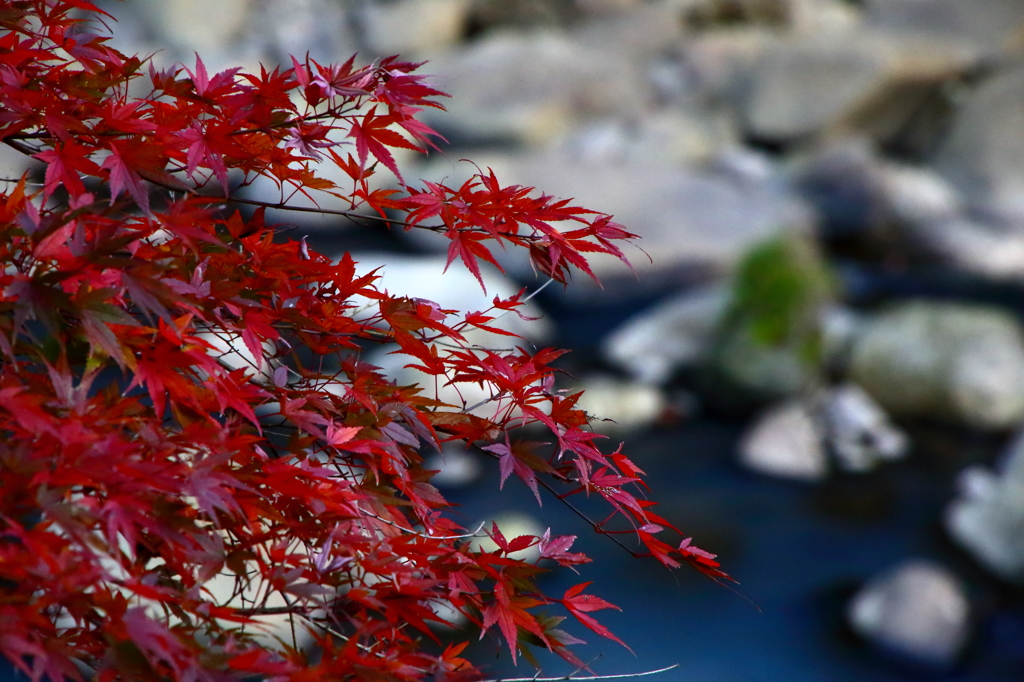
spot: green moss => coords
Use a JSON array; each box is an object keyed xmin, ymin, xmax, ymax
[
  {"xmin": 705, "ymin": 233, "xmax": 835, "ymax": 403},
  {"xmin": 728, "ymin": 233, "xmax": 833, "ymax": 352}
]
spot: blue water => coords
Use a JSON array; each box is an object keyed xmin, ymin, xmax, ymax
[{"xmin": 446, "ymin": 419, "xmax": 1024, "ymax": 682}]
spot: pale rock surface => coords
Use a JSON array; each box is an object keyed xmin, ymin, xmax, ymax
[
  {"xmin": 419, "ymin": 31, "xmax": 651, "ymax": 146},
  {"xmin": 933, "ymin": 66, "xmax": 1024, "ymax": 226},
  {"xmin": 570, "ymin": 374, "xmax": 667, "ymax": 435},
  {"xmin": 574, "ymin": 1, "xmax": 693, "ymax": 60},
  {"xmin": 423, "ymin": 443, "xmax": 483, "ymax": 488},
  {"xmin": 822, "ymin": 383, "xmax": 908, "ymax": 472},
  {"xmin": 602, "ymin": 285, "xmax": 730, "ymax": 385},
  {"xmin": 820, "ymin": 305, "xmax": 864, "ymax": 372},
  {"xmin": 738, "ymin": 400, "xmax": 828, "ymax": 481},
  {"xmin": 680, "ymin": 27, "xmax": 780, "ymax": 105},
  {"xmin": 877, "ymin": 161, "xmax": 963, "ymax": 227},
  {"xmin": 0, "ymin": 143, "xmax": 38, "ymax": 184},
  {"xmin": 787, "ymin": 0, "xmax": 862, "ymax": 35},
  {"xmin": 788, "ymin": 142, "xmax": 1024, "ymax": 281},
  {"xmin": 252, "ymin": 0, "xmax": 359, "ymax": 64},
  {"xmin": 555, "ymin": 110, "xmax": 739, "ymax": 167},
  {"xmin": 358, "ymin": 0, "xmax": 473, "ymax": 56},
  {"xmin": 737, "ymin": 384, "xmax": 908, "ymax": 480},
  {"xmin": 946, "ymin": 430, "xmax": 1024, "ymax": 582},
  {"xmin": 793, "ymin": 141, "xmax": 964, "ymax": 239},
  {"xmin": 145, "ymin": 0, "xmax": 254, "ymax": 53},
  {"xmin": 865, "ymin": 0, "xmax": 1024, "ymax": 59},
  {"xmin": 848, "ymin": 301, "xmax": 1024, "ymax": 429},
  {"xmin": 911, "ymin": 218, "xmax": 1024, "ymax": 281},
  {"xmin": 739, "ymin": 31, "xmax": 976, "ymax": 141},
  {"xmin": 847, "ymin": 559, "xmax": 971, "ymax": 667}
]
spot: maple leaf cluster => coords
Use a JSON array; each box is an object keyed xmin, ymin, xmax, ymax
[{"xmin": 0, "ymin": 2, "xmax": 728, "ymax": 681}]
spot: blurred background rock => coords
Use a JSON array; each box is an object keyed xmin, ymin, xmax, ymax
[{"xmin": 53, "ymin": 0, "xmax": 1024, "ymax": 679}]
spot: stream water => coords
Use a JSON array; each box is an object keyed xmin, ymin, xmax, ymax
[{"xmin": 446, "ymin": 416, "xmax": 1024, "ymax": 682}]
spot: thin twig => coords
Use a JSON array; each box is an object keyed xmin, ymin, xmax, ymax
[
  {"xmin": 474, "ymin": 445, "xmax": 640, "ymax": 559},
  {"xmin": 480, "ymin": 663, "xmax": 679, "ymax": 682},
  {"xmin": 229, "ymin": 195, "xmax": 547, "ymax": 242}
]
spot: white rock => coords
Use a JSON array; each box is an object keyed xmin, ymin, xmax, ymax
[
  {"xmin": 146, "ymin": 0, "xmax": 254, "ymax": 53},
  {"xmin": 789, "ymin": 0, "xmax": 863, "ymax": 35},
  {"xmin": 424, "ymin": 443, "xmax": 483, "ymax": 488},
  {"xmin": 738, "ymin": 385, "xmax": 908, "ymax": 480},
  {"xmin": 865, "ymin": 0, "xmax": 1024, "ymax": 60},
  {"xmin": 934, "ymin": 65, "xmax": 1024, "ymax": 226},
  {"xmin": 820, "ymin": 305, "xmax": 864, "ymax": 370},
  {"xmin": 912, "ymin": 218, "xmax": 1024, "ymax": 281},
  {"xmin": 0, "ymin": 143, "xmax": 39, "ymax": 185},
  {"xmin": 252, "ymin": 0, "xmax": 359, "ymax": 64},
  {"xmin": 738, "ymin": 400, "xmax": 828, "ymax": 481},
  {"xmin": 946, "ymin": 430, "xmax": 1024, "ymax": 582},
  {"xmin": 823, "ymin": 383, "xmax": 908, "ymax": 472},
  {"xmin": 878, "ymin": 162, "xmax": 963, "ymax": 227},
  {"xmin": 602, "ymin": 285, "xmax": 730, "ymax": 385},
  {"xmin": 347, "ymin": 252, "xmax": 553, "ymax": 343},
  {"xmin": 571, "ymin": 374, "xmax": 667, "ymax": 435},
  {"xmin": 848, "ymin": 301, "xmax": 1024, "ymax": 429},
  {"xmin": 555, "ymin": 110, "xmax": 738, "ymax": 167},
  {"xmin": 358, "ymin": 0, "xmax": 472, "ymax": 56},
  {"xmin": 739, "ymin": 31, "xmax": 976, "ymax": 141},
  {"xmin": 847, "ymin": 559, "xmax": 970, "ymax": 667},
  {"xmin": 419, "ymin": 31, "xmax": 650, "ymax": 145}
]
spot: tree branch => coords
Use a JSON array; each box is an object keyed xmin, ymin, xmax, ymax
[{"xmin": 480, "ymin": 663, "xmax": 679, "ymax": 682}]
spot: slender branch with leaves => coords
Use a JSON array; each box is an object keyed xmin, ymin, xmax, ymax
[{"xmin": 0, "ymin": 2, "xmax": 728, "ymax": 681}]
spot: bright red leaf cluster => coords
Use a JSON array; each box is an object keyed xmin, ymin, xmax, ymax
[{"xmin": 0, "ymin": 2, "xmax": 727, "ymax": 681}]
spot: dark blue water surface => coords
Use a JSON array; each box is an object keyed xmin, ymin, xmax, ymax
[{"xmin": 446, "ymin": 418, "xmax": 1024, "ymax": 682}]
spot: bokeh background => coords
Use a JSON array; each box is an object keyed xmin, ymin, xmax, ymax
[{"xmin": 6, "ymin": 0, "xmax": 1024, "ymax": 680}]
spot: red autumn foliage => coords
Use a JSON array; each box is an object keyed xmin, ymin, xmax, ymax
[{"xmin": 0, "ymin": 2, "xmax": 729, "ymax": 680}]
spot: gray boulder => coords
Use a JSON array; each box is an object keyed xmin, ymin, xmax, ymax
[
  {"xmin": 418, "ymin": 31, "xmax": 651, "ymax": 146},
  {"xmin": 910, "ymin": 217, "xmax": 1024, "ymax": 282},
  {"xmin": 602, "ymin": 285, "xmax": 730, "ymax": 385},
  {"xmin": 737, "ymin": 383, "xmax": 908, "ymax": 481},
  {"xmin": 570, "ymin": 374, "xmax": 667, "ymax": 435},
  {"xmin": 848, "ymin": 301, "xmax": 1024, "ymax": 429},
  {"xmin": 823, "ymin": 383, "xmax": 909, "ymax": 472},
  {"xmin": 792, "ymin": 140, "xmax": 963, "ymax": 239},
  {"xmin": 933, "ymin": 65, "xmax": 1024, "ymax": 226},
  {"xmin": 739, "ymin": 31, "xmax": 976, "ymax": 142},
  {"xmin": 738, "ymin": 399, "xmax": 828, "ymax": 481},
  {"xmin": 946, "ymin": 430, "xmax": 1024, "ymax": 582},
  {"xmin": 357, "ymin": 0, "xmax": 472, "ymax": 56},
  {"xmin": 865, "ymin": 0, "xmax": 1024, "ymax": 60},
  {"xmin": 847, "ymin": 559, "xmax": 971, "ymax": 667}
]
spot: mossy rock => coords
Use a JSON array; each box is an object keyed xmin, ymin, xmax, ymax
[{"xmin": 703, "ymin": 233, "xmax": 835, "ymax": 406}]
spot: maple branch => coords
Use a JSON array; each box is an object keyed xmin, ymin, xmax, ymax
[
  {"xmin": 227, "ymin": 195, "xmax": 548, "ymax": 242},
  {"xmin": 234, "ymin": 604, "xmax": 302, "ymax": 616},
  {"xmin": 480, "ymin": 664, "xmax": 680, "ymax": 682},
  {"xmin": 474, "ymin": 445, "xmax": 642, "ymax": 559},
  {"xmin": 361, "ymin": 510, "xmax": 489, "ymax": 541}
]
